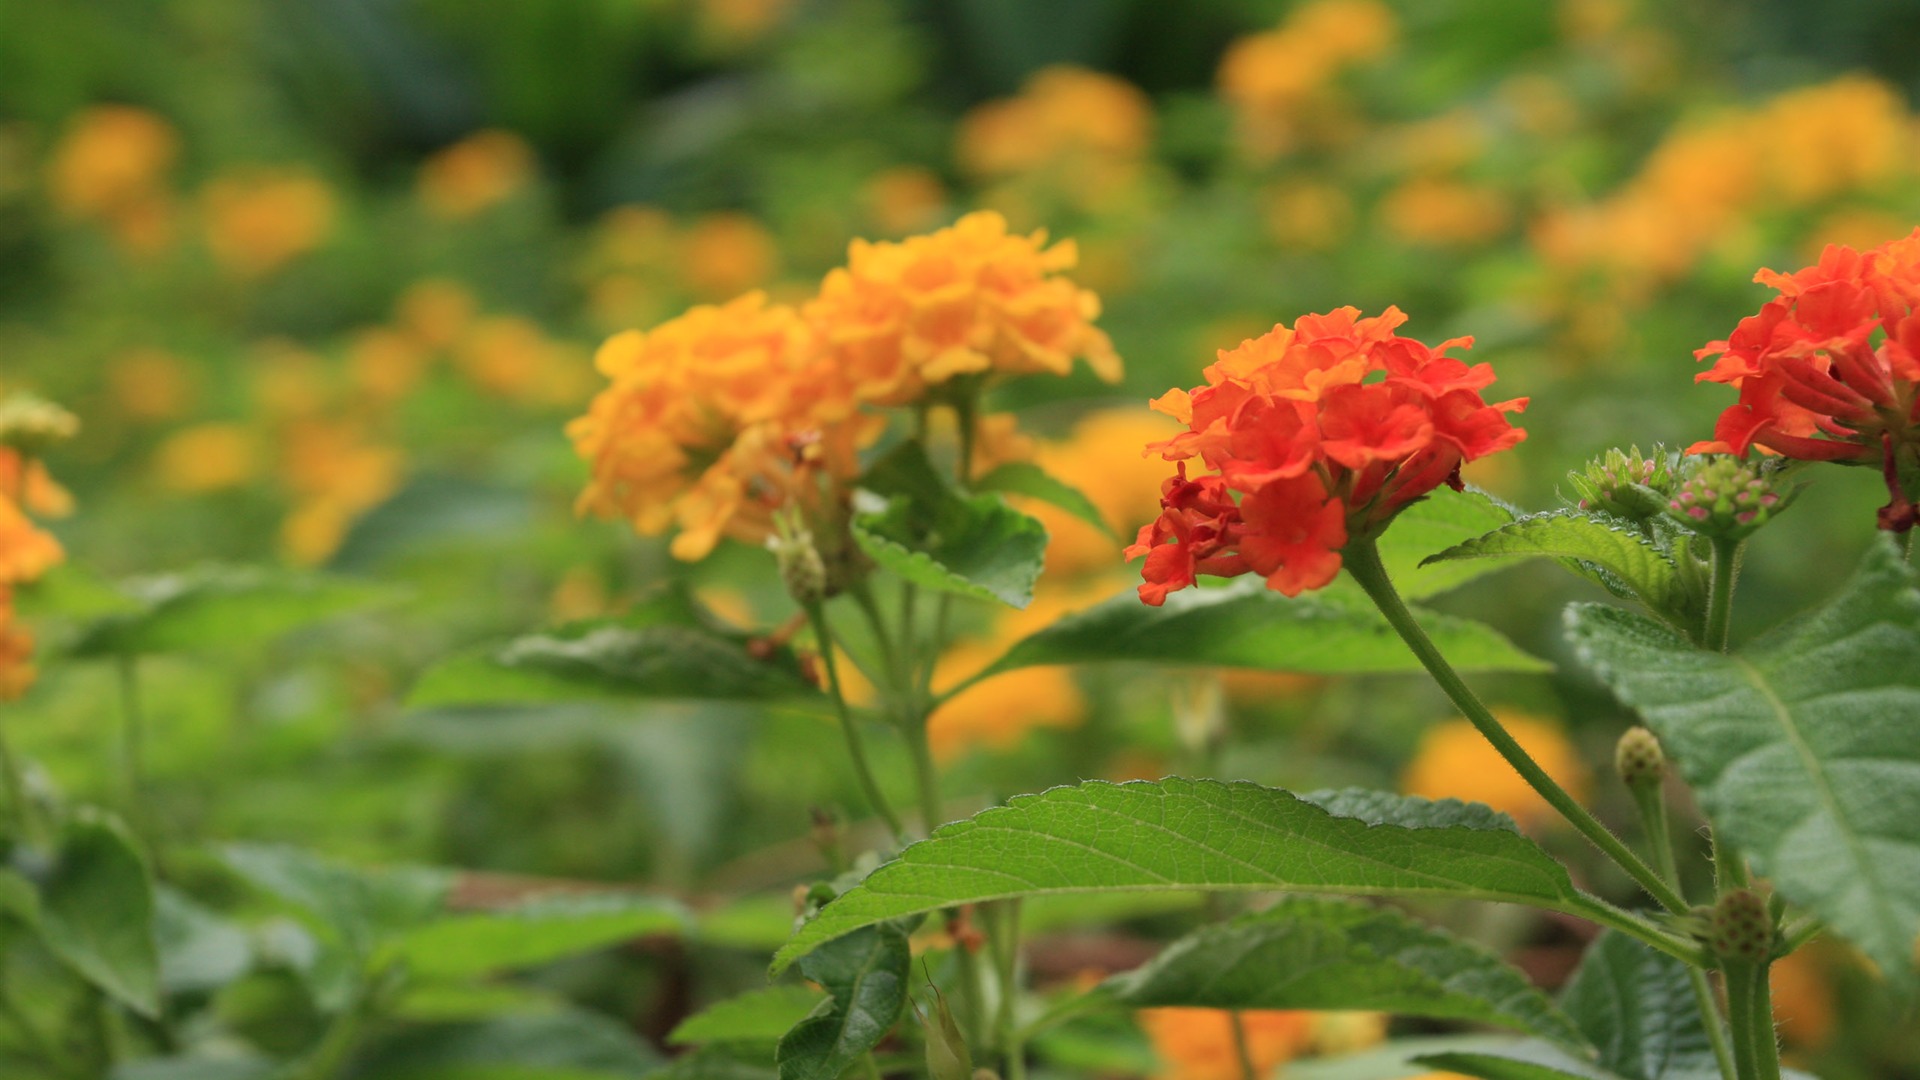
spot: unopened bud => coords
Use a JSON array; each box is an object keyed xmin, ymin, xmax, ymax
[
  {"xmin": 922, "ymin": 984, "xmax": 974, "ymax": 1080},
  {"xmin": 1666, "ymin": 456, "xmax": 1794, "ymax": 540},
  {"xmin": 770, "ymin": 523, "xmax": 828, "ymax": 605},
  {"xmin": 0, "ymin": 393, "xmax": 79, "ymax": 456},
  {"xmin": 1708, "ymin": 889, "xmax": 1774, "ymax": 964},
  {"xmin": 1614, "ymin": 726, "xmax": 1667, "ymax": 790},
  {"xmin": 1568, "ymin": 446, "xmax": 1676, "ymax": 522}
]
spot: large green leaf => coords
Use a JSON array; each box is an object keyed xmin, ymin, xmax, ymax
[
  {"xmin": 221, "ymin": 844, "xmax": 449, "ymax": 958},
  {"xmin": 973, "ymin": 578, "xmax": 1546, "ymax": 680},
  {"xmin": 672, "ymin": 986, "xmax": 829, "ymax": 1047},
  {"xmin": 351, "ymin": 1009, "xmax": 662, "ymax": 1079},
  {"xmin": 974, "ymin": 461, "xmax": 1117, "ymax": 539},
  {"xmin": 1566, "ymin": 535, "xmax": 1920, "ymax": 983},
  {"xmin": 67, "ymin": 566, "xmax": 386, "ymax": 657},
  {"xmin": 384, "ymin": 893, "xmax": 690, "ymax": 980},
  {"xmin": 406, "ymin": 595, "xmax": 816, "ymax": 709},
  {"xmin": 1557, "ymin": 933, "xmax": 1717, "ymax": 1080},
  {"xmin": 774, "ymin": 923, "xmax": 911, "ymax": 1080},
  {"xmin": 1103, "ymin": 898, "xmax": 1581, "ymax": 1046},
  {"xmin": 853, "ymin": 440, "xmax": 1048, "ymax": 609},
  {"xmin": 1413, "ymin": 1045, "xmax": 1616, "ymax": 1080},
  {"xmin": 1423, "ymin": 511, "xmax": 1691, "ymax": 627},
  {"xmin": 1377, "ymin": 486, "xmax": 1519, "ymax": 599},
  {"xmin": 773, "ymin": 779, "xmax": 1578, "ymax": 972},
  {"xmin": 39, "ymin": 812, "xmax": 162, "ymax": 1017}
]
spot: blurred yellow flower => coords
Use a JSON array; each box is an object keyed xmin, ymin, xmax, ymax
[
  {"xmin": 1138, "ymin": 1008, "xmax": 1316, "ymax": 1080},
  {"xmin": 154, "ymin": 423, "xmax": 261, "ymax": 493},
  {"xmin": 107, "ymin": 348, "xmax": 196, "ymax": 422},
  {"xmin": 549, "ymin": 566, "xmax": 611, "ymax": 623},
  {"xmin": 0, "ymin": 451, "xmax": 74, "ymax": 519},
  {"xmin": 0, "ymin": 496, "xmax": 62, "ymax": 585},
  {"xmin": 806, "ymin": 210, "xmax": 1121, "ymax": 407},
  {"xmin": 396, "ymin": 279, "xmax": 478, "ymax": 351},
  {"xmin": 928, "ymin": 647, "xmax": 1084, "ymax": 762},
  {"xmin": 348, "ymin": 327, "xmax": 434, "ymax": 404},
  {"xmin": 1217, "ymin": 0, "xmax": 1396, "ymax": 160},
  {"xmin": 696, "ymin": 0, "xmax": 793, "ymax": 46},
  {"xmin": 417, "ymin": 130, "xmax": 535, "ymax": 219},
  {"xmin": 1380, "ymin": 178, "xmax": 1510, "ymax": 248},
  {"xmin": 0, "ymin": 601, "xmax": 35, "ymax": 702},
  {"xmin": 1263, "ymin": 180, "xmax": 1355, "ymax": 252},
  {"xmin": 861, "ymin": 166, "xmax": 949, "ymax": 236},
  {"xmin": 276, "ymin": 419, "xmax": 402, "ymax": 564},
  {"xmin": 683, "ymin": 212, "xmax": 778, "ymax": 299},
  {"xmin": 46, "ymin": 105, "xmax": 179, "ymax": 219},
  {"xmin": 957, "ymin": 66, "xmax": 1153, "ymax": 202},
  {"xmin": 1770, "ymin": 947, "xmax": 1835, "ymax": 1050},
  {"xmin": 201, "ymin": 168, "xmax": 337, "ymax": 276},
  {"xmin": 454, "ymin": 316, "xmax": 587, "ymax": 403},
  {"xmin": 1024, "ymin": 408, "xmax": 1180, "ymax": 576},
  {"xmin": 1401, "ymin": 713, "xmax": 1589, "ymax": 828}
]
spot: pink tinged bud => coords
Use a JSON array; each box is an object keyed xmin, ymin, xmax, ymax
[
  {"xmin": 1760, "ymin": 494, "xmax": 1779, "ymax": 506},
  {"xmin": 1689, "ymin": 506, "xmax": 1710, "ymax": 521},
  {"xmin": 1737, "ymin": 511, "xmax": 1757, "ymax": 524},
  {"xmin": 1669, "ymin": 500, "xmax": 1683, "ymax": 511}
]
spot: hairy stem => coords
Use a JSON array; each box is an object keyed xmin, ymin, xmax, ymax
[
  {"xmin": 1705, "ymin": 537, "xmax": 1741, "ymax": 652},
  {"xmin": 804, "ymin": 603, "xmax": 906, "ymax": 842},
  {"xmin": 1344, "ymin": 539, "xmax": 1689, "ymax": 914},
  {"xmin": 991, "ymin": 900, "xmax": 1026, "ymax": 1080},
  {"xmin": 1724, "ymin": 962, "xmax": 1782, "ymax": 1080},
  {"xmin": 1632, "ymin": 786, "xmax": 1737, "ymax": 1080}
]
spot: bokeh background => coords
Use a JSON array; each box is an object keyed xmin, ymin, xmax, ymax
[{"xmin": 5, "ymin": 0, "xmax": 1919, "ymax": 1075}]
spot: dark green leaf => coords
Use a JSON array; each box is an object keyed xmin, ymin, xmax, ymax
[
  {"xmin": 773, "ymin": 780, "xmax": 1577, "ymax": 972},
  {"xmin": 1413, "ymin": 1045, "xmax": 1617, "ymax": 1080},
  {"xmin": 386, "ymin": 893, "xmax": 689, "ymax": 980},
  {"xmin": 1558, "ymin": 933, "xmax": 1717, "ymax": 1080},
  {"xmin": 974, "ymin": 461, "xmax": 1118, "ymax": 539},
  {"xmin": 1566, "ymin": 535, "xmax": 1920, "ymax": 984},
  {"xmin": 854, "ymin": 440, "xmax": 1048, "ymax": 608},
  {"xmin": 775, "ymin": 923, "xmax": 911, "ymax": 1080},
  {"xmin": 975, "ymin": 579, "xmax": 1546, "ymax": 680},
  {"xmin": 67, "ymin": 567, "xmax": 386, "ymax": 657},
  {"xmin": 1104, "ymin": 898, "xmax": 1582, "ymax": 1046},
  {"xmin": 671, "ymin": 987, "xmax": 828, "ymax": 1047},
  {"xmin": 1423, "ymin": 511, "xmax": 1690, "ymax": 626},
  {"xmin": 220, "ymin": 844, "xmax": 449, "ymax": 958},
  {"xmin": 40, "ymin": 811, "xmax": 161, "ymax": 1017}
]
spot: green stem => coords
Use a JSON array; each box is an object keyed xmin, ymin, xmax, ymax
[
  {"xmin": 1714, "ymin": 830, "xmax": 1750, "ymax": 892},
  {"xmin": 804, "ymin": 603, "xmax": 906, "ymax": 843},
  {"xmin": 1778, "ymin": 915, "xmax": 1823, "ymax": 953},
  {"xmin": 1567, "ymin": 894, "xmax": 1711, "ymax": 966},
  {"xmin": 992, "ymin": 900, "xmax": 1026, "ymax": 1080},
  {"xmin": 1705, "ymin": 538, "xmax": 1740, "ymax": 652},
  {"xmin": 1724, "ymin": 962, "xmax": 1782, "ymax": 1080},
  {"xmin": 860, "ymin": 1053, "xmax": 882, "ymax": 1080},
  {"xmin": 116, "ymin": 653, "xmax": 147, "ymax": 820},
  {"xmin": 1631, "ymin": 787, "xmax": 1737, "ymax": 1080},
  {"xmin": 295, "ymin": 968, "xmax": 392, "ymax": 1080},
  {"xmin": 849, "ymin": 581, "xmax": 903, "ymax": 698},
  {"xmin": 1228, "ymin": 1011, "xmax": 1260, "ymax": 1080},
  {"xmin": 1343, "ymin": 539, "xmax": 1689, "ymax": 914}
]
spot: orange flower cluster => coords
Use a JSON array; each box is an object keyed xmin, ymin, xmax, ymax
[
  {"xmin": 1692, "ymin": 231, "xmax": 1920, "ymax": 530},
  {"xmin": 0, "ymin": 428, "xmax": 72, "ymax": 701},
  {"xmin": 1130, "ymin": 308, "xmax": 1526, "ymax": 604},
  {"xmin": 573, "ymin": 212, "xmax": 1121, "ymax": 560},
  {"xmin": 1216, "ymin": 0, "xmax": 1396, "ymax": 160}
]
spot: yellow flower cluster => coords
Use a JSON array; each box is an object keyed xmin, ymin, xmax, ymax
[
  {"xmin": 580, "ymin": 207, "xmax": 780, "ymax": 331},
  {"xmin": 0, "ymin": 394, "xmax": 78, "ymax": 702},
  {"xmin": 1138, "ymin": 1007, "xmax": 1386, "ymax": 1080},
  {"xmin": 1216, "ymin": 0, "xmax": 1397, "ymax": 160},
  {"xmin": 417, "ymin": 130, "xmax": 535, "ymax": 219},
  {"xmin": 1534, "ymin": 75, "xmax": 1912, "ymax": 291},
  {"xmin": 573, "ymin": 210, "xmax": 1121, "ymax": 562},
  {"xmin": 1401, "ymin": 712, "xmax": 1589, "ymax": 830},
  {"xmin": 45, "ymin": 105, "xmax": 181, "ymax": 255},
  {"xmin": 956, "ymin": 66, "xmax": 1154, "ymax": 213}
]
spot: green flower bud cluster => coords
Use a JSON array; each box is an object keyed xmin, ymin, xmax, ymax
[
  {"xmin": 1665, "ymin": 456, "xmax": 1791, "ymax": 540},
  {"xmin": 1568, "ymin": 446, "xmax": 1675, "ymax": 522},
  {"xmin": 1708, "ymin": 889, "xmax": 1774, "ymax": 964},
  {"xmin": 1614, "ymin": 726, "xmax": 1667, "ymax": 790}
]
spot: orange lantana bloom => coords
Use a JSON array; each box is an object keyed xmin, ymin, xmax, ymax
[
  {"xmin": 1692, "ymin": 230, "xmax": 1920, "ymax": 530},
  {"xmin": 806, "ymin": 210, "xmax": 1121, "ymax": 407},
  {"xmin": 0, "ymin": 496, "xmax": 62, "ymax": 586},
  {"xmin": 1129, "ymin": 308, "xmax": 1526, "ymax": 604}
]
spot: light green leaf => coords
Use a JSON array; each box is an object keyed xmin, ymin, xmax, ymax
[
  {"xmin": 975, "ymin": 578, "xmax": 1546, "ymax": 680},
  {"xmin": 220, "ymin": 844, "xmax": 449, "ymax": 958},
  {"xmin": 1423, "ymin": 511, "xmax": 1691, "ymax": 628},
  {"xmin": 1104, "ymin": 898, "xmax": 1582, "ymax": 1046},
  {"xmin": 647, "ymin": 1046, "xmax": 778, "ymax": 1080},
  {"xmin": 1377, "ymin": 486, "xmax": 1519, "ymax": 599},
  {"xmin": 672, "ymin": 987, "xmax": 827, "ymax": 1048},
  {"xmin": 154, "ymin": 887, "xmax": 252, "ymax": 993},
  {"xmin": 406, "ymin": 597, "xmax": 816, "ymax": 709},
  {"xmin": 975, "ymin": 461, "xmax": 1118, "ymax": 539},
  {"xmin": 386, "ymin": 893, "xmax": 690, "ymax": 980},
  {"xmin": 1413, "ymin": 1045, "xmax": 1617, "ymax": 1080},
  {"xmin": 1558, "ymin": 933, "xmax": 1717, "ymax": 1080},
  {"xmin": 351, "ymin": 1009, "xmax": 662, "ymax": 1080},
  {"xmin": 775, "ymin": 923, "xmax": 911, "ymax": 1080},
  {"xmin": 1566, "ymin": 535, "xmax": 1920, "ymax": 984},
  {"xmin": 40, "ymin": 811, "xmax": 162, "ymax": 1017},
  {"xmin": 854, "ymin": 440, "xmax": 1049, "ymax": 609},
  {"xmin": 773, "ymin": 779, "xmax": 1577, "ymax": 973},
  {"xmin": 67, "ymin": 566, "xmax": 386, "ymax": 657}
]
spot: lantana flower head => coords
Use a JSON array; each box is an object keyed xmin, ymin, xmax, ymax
[
  {"xmin": 1129, "ymin": 307, "xmax": 1526, "ymax": 604},
  {"xmin": 570, "ymin": 292, "xmax": 873, "ymax": 561},
  {"xmin": 1692, "ymin": 229, "xmax": 1920, "ymax": 529},
  {"xmin": 805, "ymin": 210, "xmax": 1121, "ymax": 407}
]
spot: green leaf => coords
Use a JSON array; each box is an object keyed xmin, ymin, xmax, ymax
[
  {"xmin": 647, "ymin": 1047, "xmax": 778, "ymax": 1080},
  {"xmin": 853, "ymin": 440, "xmax": 1048, "ymax": 609},
  {"xmin": 1423, "ymin": 510, "xmax": 1690, "ymax": 626},
  {"xmin": 386, "ymin": 893, "xmax": 689, "ymax": 980},
  {"xmin": 974, "ymin": 461, "xmax": 1118, "ymax": 540},
  {"xmin": 672, "ymin": 986, "xmax": 828, "ymax": 1047},
  {"xmin": 1103, "ymin": 898, "xmax": 1582, "ymax": 1046},
  {"xmin": 351, "ymin": 1009, "xmax": 662, "ymax": 1079},
  {"xmin": 1566, "ymin": 535, "xmax": 1920, "ymax": 984},
  {"xmin": 220, "ymin": 844, "xmax": 449, "ymax": 958},
  {"xmin": 39, "ymin": 811, "xmax": 162, "ymax": 1017},
  {"xmin": 773, "ymin": 779, "xmax": 1577, "ymax": 973},
  {"xmin": 67, "ymin": 566, "xmax": 386, "ymax": 657},
  {"xmin": 154, "ymin": 887, "xmax": 253, "ymax": 993},
  {"xmin": 974, "ymin": 578, "xmax": 1547, "ymax": 680},
  {"xmin": 775, "ymin": 923, "xmax": 912, "ymax": 1080},
  {"xmin": 1558, "ymin": 933, "xmax": 1717, "ymax": 1080},
  {"xmin": 1413, "ymin": 1044, "xmax": 1617, "ymax": 1080},
  {"xmin": 1377, "ymin": 486, "xmax": 1519, "ymax": 599}
]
